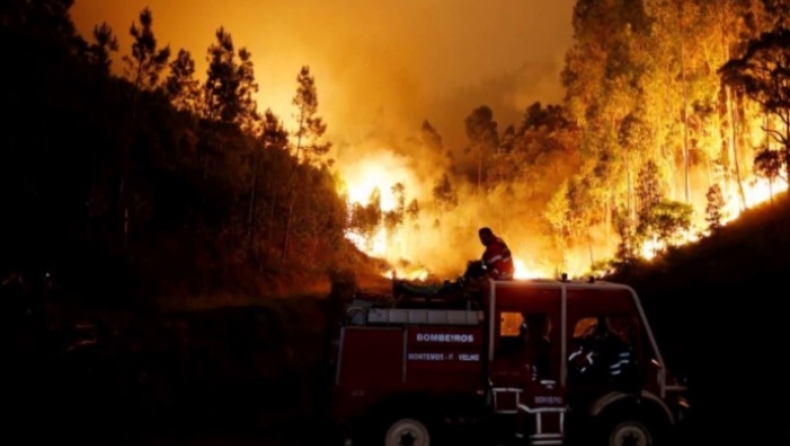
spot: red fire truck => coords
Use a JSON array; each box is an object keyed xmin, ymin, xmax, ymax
[{"xmin": 330, "ymin": 277, "xmax": 690, "ymax": 445}]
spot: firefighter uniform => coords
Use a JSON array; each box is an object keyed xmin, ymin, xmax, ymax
[
  {"xmin": 568, "ymin": 327, "xmax": 637, "ymax": 389},
  {"xmin": 482, "ymin": 237, "xmax": 515, "ymax": 280}
]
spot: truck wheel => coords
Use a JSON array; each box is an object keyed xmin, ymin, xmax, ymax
[
  {"xmin": 383, "ymin": 417, "xmax": 431, "ymax": 446},
  {"xmin": 605, "ymin": 419, "xmax": 653, "ymax": 446}
]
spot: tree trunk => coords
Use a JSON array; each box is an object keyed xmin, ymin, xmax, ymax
[
  {"xmin": 718, "ymin": 4, "xmax": 746, "ymax": 209},
  {"xmin": 603, "ymin": 197, "xmax": 612, "ymax": 235},
  {"xmin": 680, "ymin": 12, "xmax": 691, "ymax": 204},
  {"xmin": 725, "ymin": 86, "xmax": 747, "ymax": 209},
  {"xmin": 733, "ymin": 89, "xmax": 748, "ymax": 208},
  {"xmin": 120, "ymin": 63, "xmax": 146, "ymax": 253},
  {"xmin": 718, "ymin": 84, "xmax": 732, "ymax": 190}
]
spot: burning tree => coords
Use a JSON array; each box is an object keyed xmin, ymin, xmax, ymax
[
  {"xmin": 432, "ymin": 173, "xmax": 458, "ymax": 219},
  {"xmin": 753, "ymin": 147, "xmax": 785, "ymax": 202},
  {"xmin": 383, "ymin": 183, "xmax": 406, "ymax": 253},
  {"xmin": 720, "ymin": 27, "xmax": 790, "ymax": 181},
  {"xmin": 705, "ymin": 184, "xmax": 726, "ymax": 232},
  {"xmin": 642, "ymin": 201, "xmax": 694, "ymax": 250},
  {"xmin": 543, "ymin": 181, "xmax": 571, "ymax": 268},
  {"xmin": 464, "ymin": 106, "xmax": 499, "ymax": 194}
]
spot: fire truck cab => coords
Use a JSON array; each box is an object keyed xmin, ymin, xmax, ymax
[{"xmin": 331, "ymin": 278, "xmax": 689, "ymax": 446}]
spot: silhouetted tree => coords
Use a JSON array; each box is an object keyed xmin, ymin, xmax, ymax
[
  {"xmin": 204, "ymin": 28, "xmax": 258, "ymax": 127},
  {"xmin": 636, "ymin": 160, "xmax": 663, "ymax": 220},
  {"xmin": 721, "ymin": 27, "xmax": 790, "ymax": 180},
  {"xmin": 291, "ymin": 66, "xmax": 330, "ymax": 160},
  {"xmin": 421, "ymin": 120, "xmax": 443, "ymax": 153},
  {"xmin": 84, "ymin": 23, "xmax": 118, "ymax": 75},
  {"xmin": 248, "ymin": 110, "xmax": 289, "ymax": 251},
  {"xmin": 119, "ymin": 7, "xmax": 170, "ymax": 251},
  {"xmin": 283, "ymin": 66, "xmax": 330, "ymax": 260},
  {"xmin": 166, "ymin": 49, "xmax": 200, "ymax": 112},
  {"xmin": 754, "ymin": 148, "xmax": 785, "ymax": 202},
  {"xmin": 123, "ymin": 8, "xmax": 170, "ymax": 92},
  {"xmin": 432, "ymin": 173, "xmax": 458, "ymax": 214}
]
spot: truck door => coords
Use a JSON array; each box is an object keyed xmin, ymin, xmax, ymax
[
  {"xmin": 488, "ymin": 283, "xmax": 565, "ymax": 445},
  {"xmin": 565, "ymin": 288, "xmax": 644, "ymax": 406}
]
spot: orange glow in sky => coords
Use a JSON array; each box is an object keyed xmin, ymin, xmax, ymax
[{"xmin": 70, "ymin": 0, "xmax": 575, "ymax": 148}]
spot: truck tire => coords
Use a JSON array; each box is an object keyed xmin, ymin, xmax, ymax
[
  {"xmin": 605, "ymin": 419, "xmax": 653, "ymax": 446},
  {"xmin": 592, "ymin": 398, "xmax": 669, "ymax": 446},
  {"xmin": 383, "ymin": 417, "xmax": 432, "ymax": 446}
]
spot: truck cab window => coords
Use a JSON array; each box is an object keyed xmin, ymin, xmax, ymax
[
  {"xmin": 498, "ymin": 312, "xmax": 553, "ymax": 380},
  {"xmin": 568, "ymin": 315, "xmax": 639, "ymax": 389},
  {"xmin": 500, "ymin": 312, "xmax": 523, "ymax": 336},
  {"xmin": 499, "ymin": 312, "xmax": 525, "ymax": 355}
]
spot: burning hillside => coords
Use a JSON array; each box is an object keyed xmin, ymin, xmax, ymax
[
  {"xmin": 331, "ymin": 0, "xmax": 790, "ymax": 281},
  {"xmin": 336, "ymin": 147, "xmax": 787, "ymax": 281}
]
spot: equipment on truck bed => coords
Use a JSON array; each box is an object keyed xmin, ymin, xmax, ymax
[{"xmin": 330, "ymin": 276, "xmax": 690, "ymax": 446}]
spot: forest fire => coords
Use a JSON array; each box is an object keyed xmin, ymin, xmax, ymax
[
  {"xmin": 638, "ymin": 177, "xmax": 788, "ymax": 260},
  {"xmin": 721, "ymin": 177, "xmax": 788, "ymax": 225},
  {"xmin": 337, "ymin": 150, "xmax": 559, "ymax": 281},
  {"xmin": 339, "ymin": 151, "xmax": 788, "ymax": 279},
  {"xmin": 326, "ymin": 0, "xmax": 790, "ymax": 282}
]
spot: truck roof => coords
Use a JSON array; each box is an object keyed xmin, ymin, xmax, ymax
[
  {"xmin": 347, "ymin": 279, "xmax": 638, "ymax": 327},
  {"xmin": 499, "ymin": 278, "xmax": 628, "ymax": 287}
]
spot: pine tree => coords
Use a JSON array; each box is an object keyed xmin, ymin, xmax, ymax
[
  {"xmin": 204, "ymin": 28, "xmax": 258, "ymax": 127},
  {"xmin": 123, "ymin": 8, "xmax": 170, "ymax": 92},
  {"xmin": 291, "ymin": 66, "xmax": 330, "ymax": 161},
  {"xmin": 165, "ymin": 49, "xmax": 200, "ymax": 112},
  {"xmin": 282, "ymin": 66, "xmax": 330, "ymax": 260}
]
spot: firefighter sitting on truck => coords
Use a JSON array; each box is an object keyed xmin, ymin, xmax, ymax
[{"xmin": 478, "ymin": 227, "xmax": 515, "ymax": 280}]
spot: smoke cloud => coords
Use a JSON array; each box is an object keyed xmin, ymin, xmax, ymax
[
  {"xmin": 71, "ymin": 0, "xmax": 575, "ymax": 146},
  {"xmin": 71, "ymin": 0, "xmax": 579, "ymax": 278}
]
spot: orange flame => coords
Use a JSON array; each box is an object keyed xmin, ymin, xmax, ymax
[{"xmin": 337, "ymin": 149, "xmax": 787, "ymax": 280}]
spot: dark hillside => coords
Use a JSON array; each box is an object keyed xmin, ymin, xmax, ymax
[
  {"xmin": 609, "ymin": 192, "xmax": 790, "ymax": 444},
  {"xmin": 0, "ymin": 2, "xmax": 369, "ymax": 305}
]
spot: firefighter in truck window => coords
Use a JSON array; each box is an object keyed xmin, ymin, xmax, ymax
[
  {"xmin": 499, "ymin": 312, "xmax": 552, "ymax": 381},
  {"xmin": 567, "ymin": 316, "xmax": 639, "ymax": 391}
]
